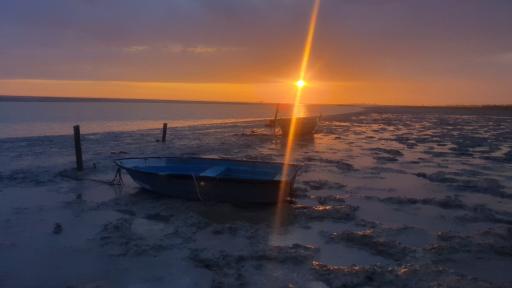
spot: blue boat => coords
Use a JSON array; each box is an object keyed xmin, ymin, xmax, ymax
[{"xmin": 114, "ymin": 157, "xmax": 301, "ymax": 203}]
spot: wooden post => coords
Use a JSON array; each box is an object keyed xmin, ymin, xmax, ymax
[
  {"xmin": 73, "ymin": 125, "xmax": 83, "ymax": 171},
  {"xmin": 161, "ymin": 123, "xmax": 168, "ymax": 143},
  {"xmin": 273, "ymin": 104, "xmax": 280, "ymax": 136}
]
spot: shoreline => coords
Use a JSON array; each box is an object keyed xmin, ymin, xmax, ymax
[
  {"xmin": 0, "ymin": 117, "xmax": 271, "ymax": 141},
  {"xmin": 0, "ymin": 107, "xmax": 365, "ymax": 140},
  {"xmin": 3, "ymin": 104, "xmax": 510, "ymax": 140}
]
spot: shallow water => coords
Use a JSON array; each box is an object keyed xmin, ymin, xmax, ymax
[{"xmin": 0, "ymin": 100, "xmax": 358, "ymax": 138}]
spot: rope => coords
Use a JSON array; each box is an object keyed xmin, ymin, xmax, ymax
[
  {"xmin": 60, "ymin": 168, "xmax": 204, "ymax": 201},
  {"xmin": 58, "ymin": 168, "xmax": 124, "ymax": 186},
  {"xmin": 110, "ymin": 167, "xmax": 124, "ymax": 185}
]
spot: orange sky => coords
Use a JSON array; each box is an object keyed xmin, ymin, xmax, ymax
[
  {"xmin": 1, "ymin": 0, "xmax": 511, "ymax": 105},
  {"xmin": 1, "ymin": 78, "xmax": 509, "ymax": 105}
]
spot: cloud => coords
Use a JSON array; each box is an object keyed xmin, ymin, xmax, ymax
[
  {"xmin": 487, "ymin": 52, "xmax": 512, "ymax": 64},
  {"xmin": 185, "ymin": 45, "xmax": 242, "ymax": 54},
  {"xmin": 185, "ymin": 45, "xmax": 219, "ymax": 54},
  {"xmin": 162, "ymin": 44, "xmax": 243, "ymax": 54},
  {"xmin": 122, "ymin": 45, "xmax": 149, "ymax": 53}
]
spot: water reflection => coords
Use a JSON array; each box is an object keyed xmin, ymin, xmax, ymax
[{"xmin": 0, "ymin": 101, "xmax": 359, "ymax": 138}]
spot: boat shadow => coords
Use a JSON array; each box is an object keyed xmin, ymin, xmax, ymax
[{"xmin": 115, "ymin": 188, "xmax": 296, "ymax": 227}]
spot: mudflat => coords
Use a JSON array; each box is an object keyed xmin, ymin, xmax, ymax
[{"xmin": 0, "ymin": 106, "xmax": 511, "ymax": 287}]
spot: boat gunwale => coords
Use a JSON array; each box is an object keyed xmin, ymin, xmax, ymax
[{"xmin": 114, "ymin": 156, "xmax": 301, "ymax": 183}]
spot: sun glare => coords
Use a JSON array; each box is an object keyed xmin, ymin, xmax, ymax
[
  {"xmin": 275, "ymin": 0, "xmax": 321, "ymax": 229},
  {"xmin": 295, "ymin": 80, "xmax": 306, "ymax": 88}
]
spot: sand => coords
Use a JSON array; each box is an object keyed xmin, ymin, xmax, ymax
[{"xmin": 0, "ymin": 106, "xmax": 511, "ymax": 287}]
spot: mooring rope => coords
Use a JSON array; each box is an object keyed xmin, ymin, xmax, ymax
[
  {"xmin": 60, "ymin": 167, "xmax": 205, "ymax": 201},
  {"xmin": 110, "ymin": 167, "xmax": 124, "ymax": 185},
  {"xmin": 58, "ymin": 168, "xmax": 124, "ymax": 186}
]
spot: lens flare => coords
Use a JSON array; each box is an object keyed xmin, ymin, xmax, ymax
[{"xmin": 274, "ymin": 0, "xmax": 321, "ymax": 228}]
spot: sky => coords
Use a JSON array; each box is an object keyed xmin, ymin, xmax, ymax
[{"xmin": 0, "ymin": 0, "xmax": 511, "ymax": 105}]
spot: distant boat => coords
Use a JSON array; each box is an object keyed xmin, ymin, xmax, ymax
[
  {"xmin": 115, "ymin": 157, "xmax": 301, "ymax": 203},
  {"xmin": 278, "ymin": 116, "xmax": 319, "ymax": 136}
]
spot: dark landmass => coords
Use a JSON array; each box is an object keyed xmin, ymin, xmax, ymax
[
  {"xmin": 0, "ymin": 95, "xmax": 273, "ymax": 105},
  {"xmin": 1, "ymin": 95, "xmax": 509, "ymax": 110}
]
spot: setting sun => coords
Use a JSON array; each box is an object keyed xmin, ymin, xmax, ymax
[{"xmin": 295, "ymin": 80, "xmax": 306, "ymax": 88}]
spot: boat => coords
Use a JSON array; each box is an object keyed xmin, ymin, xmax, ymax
[
  {"xmin": 278, "ymin": 116, "xmax": 319, "ymax": 136},
  {"xmin": 114, "ymin": 157, "xmax": 301, "ymax": 203}
]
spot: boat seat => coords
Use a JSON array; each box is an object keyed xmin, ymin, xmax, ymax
[{"xmin": 200, "ymin": 166, "xmax": 226, "ymax": 177}]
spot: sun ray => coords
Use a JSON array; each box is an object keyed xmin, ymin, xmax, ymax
[{"xmin": 274, "ymin": 0, "xmax": 321, "ymax": 227}]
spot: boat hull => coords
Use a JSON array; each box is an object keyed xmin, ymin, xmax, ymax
[
  {"xmin": 278, "ymin": 116, "xmax": 319, "ymax": 136},
  {"xmin": 116, "ymin": 157, "xmax": 300, "ymax": 204}
]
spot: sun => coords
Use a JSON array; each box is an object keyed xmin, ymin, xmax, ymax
[{"xmin": 295, "ymin": 80, "xmax": 306, "ymax": 88}]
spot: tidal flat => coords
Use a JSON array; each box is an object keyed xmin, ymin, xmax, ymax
[{"xmin": 0, "ymin": 106, "xmax": 511, "ymax": 287}]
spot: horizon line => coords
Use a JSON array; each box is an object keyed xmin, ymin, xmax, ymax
[{"xmin": 1, "ymin": 95, "xmax": 510, "ymax": 108}]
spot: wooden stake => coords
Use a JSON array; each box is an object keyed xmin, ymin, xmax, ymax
[
  {"xmin": 273, "ymin": 104, "xmax": 280, "ymax": 136},
  {"xmin": 161, "ymin": 123, "xmax": 168, "ymax": 143},
  {"xmin": 73, "ymin": 125, "xmax": 83, "ymax": 171}
]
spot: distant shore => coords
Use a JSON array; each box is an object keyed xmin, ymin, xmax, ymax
[
  {"xmin": 0, "ymin": 95, "xmax": 272, "ymax": 105},
  {"xmin": 0, "ymin": 94, "xmax": 353, "ymax": 106},
  {"xmin": 1, "ymin": 95, "xmax": 510, "ymax": 108}
]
